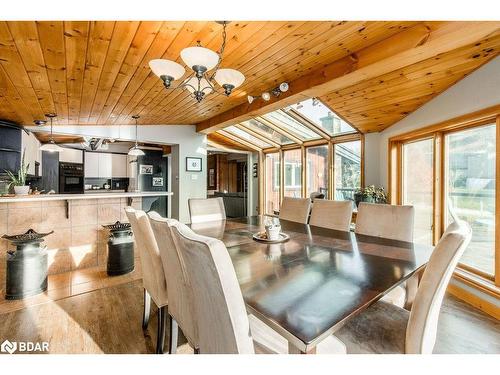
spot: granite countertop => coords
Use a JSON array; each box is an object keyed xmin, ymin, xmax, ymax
[{"xmin": 0, "ymin": 191, "xmax": 173, "ymax": 203}]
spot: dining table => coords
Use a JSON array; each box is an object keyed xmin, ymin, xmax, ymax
[{"xmin": 190, "ymin": 215, "xmax": 434, "ymax": 354}]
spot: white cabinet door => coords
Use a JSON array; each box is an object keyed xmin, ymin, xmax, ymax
[
  {"xmin": 111, "ymin": 154, "xmax": 127, "ymax": 178},
  {"xmin": 84, "ymin": 152, "xmax": 99, "ymax": 178},
  {"xmin": 98, "ymin": 153, "xmax": 112, "ymax": 178},
  {"xmin": 59, "ymin": 148, "xmax": 83, "ymax": 163}
]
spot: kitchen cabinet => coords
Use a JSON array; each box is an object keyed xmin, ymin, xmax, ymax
[
  {"xmin": 84, "ymin": 152, "xmax": 99, "ymax": 178},
  {"xmin": 21, "ymin": 131, "xmax": 42, "ymax": 176},
  {"xmin": 85, "ymin": 152, "xmax": 127, "ymax": 179},
  {"xmin": 59, "ymin": 148, "xmax": 83, "ymax": 164},
  {"xmin": 111, "ymin": 154, "xmax": 127, "ymax": 178}
]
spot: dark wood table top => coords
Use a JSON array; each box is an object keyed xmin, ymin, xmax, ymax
[{"xmin": 190, "ymin": 216, "xmax": 433, "ymax": 352}]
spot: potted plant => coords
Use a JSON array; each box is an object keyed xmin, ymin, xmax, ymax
[
  {"xmin": 354, "ymin": 185, "xmax": 387, "ymax": 207},
  {"xmin": 5, "ymin": 150, "xmax": 30, "ymax": 195}
]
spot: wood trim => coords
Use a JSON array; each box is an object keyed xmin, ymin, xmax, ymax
[
  {"xmin": 496, "ymin": 114, "xmax": 500, "ymax": 286},
  {"xmin": 454, "ymin": 268, "xmax": 500, "ymax": 299},
  {"xmin": 388, "ymin": 104, "xmax": 500, "ymax": 142},
  {"xmin": 447, "ymin": 283, "xmax": 500, "ymax": 320},
  {"xmin": 360, "ymin": 133, "xmax": 365, "ymax": 188},
  {"xmin": 327, "ymin": 141, "xmax": 334, "ymax": 200},
  {"xmin": 434, "ymin": 133, "xmax": 443, "ymax": 245},
  {"xmin": 301, "ymin": 145, "xmax": 306, "ymax": 198},
  {"xmin": 279, "ymin": 149, "xmax": 284, "ymax": 204},
  {"xmin": 258, "ymin": 151, "xmax": 265, "ymax": 215}
]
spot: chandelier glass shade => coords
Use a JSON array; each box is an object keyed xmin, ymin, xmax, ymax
[
  {"xmin": 128, "ymin": 115, "xmax": 145, "ymax": 156},
  {"xmin": 39, "ymin": 113, "xmax": 63, "ymax": 153},
  {"xmin": 149, "ymin": 22, "xmax": 244, "ymax": 103}
]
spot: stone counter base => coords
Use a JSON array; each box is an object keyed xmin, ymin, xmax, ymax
[{"xmin": 0, "ymin": 197, "xmax": 142, "ymax": 277}]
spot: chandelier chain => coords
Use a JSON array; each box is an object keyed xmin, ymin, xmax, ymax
[{"xmin": 210, "ymin": 22, "xmax": 227, "ymax": 82}]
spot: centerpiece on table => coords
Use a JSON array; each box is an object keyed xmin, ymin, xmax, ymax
[
  {"xmin": 5, "ymin": 150, "xmax": 30, "ymax": 195},
  {"xmin": 354, "ymin": 185, "xmax": 388, "ymax": 207}
]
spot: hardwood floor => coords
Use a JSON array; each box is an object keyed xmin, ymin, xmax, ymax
[{"xmin": 0, "ymin": 279, "xmax": 498, "ymax": 354}]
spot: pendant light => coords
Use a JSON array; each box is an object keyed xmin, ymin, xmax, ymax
[
  {"xmin": 39, "ymin": 113, "xmax": 63, "ymax": 153},
  {"xmin": 149, "ymin": 21, "xmax": 245, "ymax": 103},
  {"xmin": 128, "ymin": 115, "xmax": 145, "ymax": 156}
]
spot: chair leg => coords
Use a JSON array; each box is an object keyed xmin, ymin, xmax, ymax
[
  {"xmin": 168, "ymin": 314, "xmax": 178, "ymax": 354},
  {"xmin": 156, "ymin": 306, "xmax": 166, "ymax": 354},
  {"xmin": 404, "ymin": 274, "xmax": 419, "ymax": 310},
  {"xmin": 142, "ymin": 289, "xmax": 151, "ymax": 330}
]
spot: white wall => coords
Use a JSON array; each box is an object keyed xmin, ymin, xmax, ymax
[
  {"xmin": 364, "ymin": 56, "xmax": 500, "ymax": 188},
  {"xmin": 26, "ymin": 124, "xmax": 207, "ymax": 223}
]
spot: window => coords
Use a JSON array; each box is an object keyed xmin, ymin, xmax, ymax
[
  {"xmin": 220, "ymin": 126, "xmax": 272, "ymax": 149},
  {"xmin": 284, "ymin": 149, "xmax": 302, "ymax": 197},
  {"xmin": 289, "ymin": 98, "xmax": 357, "ymax": 136},
  {"xmin": 265, "ymin": 153, "xmax": 281, "ymax": 215},
  {"xmin": 306, "ymin": 145, "xmax": 328, "ymax": 198},
  {"xmin": 445, "ymin": 124, "xmax": 496, "ymax": 276},
  {"xmin": 334, "ymin": 141, "xmax": 361, "ymax": 201},
  {"xmin": 240, "ymin": 119, "xmax": 294, "ymax": 145},
  {"xmin": 262, "ymin": 110, "xmax": 320, "ymax": 141},
  {"xmin": 389, "ymin": 108, "xmax": 499, "ymax": 289},
  {"xmin": 403, "ymin": 138, "xmax": 434, "ymax": 245}
]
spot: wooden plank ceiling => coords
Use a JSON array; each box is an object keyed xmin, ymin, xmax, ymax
[{"xmin": 0, "ymin": 21, "xmax": 498, "ymax": 134}]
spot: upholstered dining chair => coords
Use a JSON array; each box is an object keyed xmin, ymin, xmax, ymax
[
  {"xmin": 279, "ymin": 197, "xmax": 311, "ymax": 224},
  {"xmin": 124, "ymin": 207, "xmax": 169, "ymax": 354},
  {"xmin": 188, "ymin": 197, "xmax": 226, "ymax": 224},
  {"xmin": 169, "ymin": 219, "xmax": 346, "ymax": 354},
  {"xmin": 148, "ymin": 211, "xmax": 199, "ymax": 354},
  {"xmin": 309, "ymin": 200, "xmax": 353, "ymax": 232},
  {"xmin": 334, "ymin": 219, "xmax": 471, "ymax": 354},
  {"xmin": 355, "ymin": 202, "xmax": 415, "ymax": 308}
]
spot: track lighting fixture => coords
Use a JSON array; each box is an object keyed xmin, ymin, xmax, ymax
[{"xmin": 247, "ymin": 82, "xmax": 289, "ymax": 105}]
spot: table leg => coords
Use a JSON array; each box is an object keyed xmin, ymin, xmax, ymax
[
  {"xmin": 288, "ymin": 342, "xmax": 316, "ymax": 354},
  {"xmin": 404, "ymin": 274, "xmax": 419, "ymax": 310}
]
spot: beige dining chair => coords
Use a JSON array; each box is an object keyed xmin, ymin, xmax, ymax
[
  {"xmin": 334, "ymin": 219, "xmax": 471, "ymax": 354},
  {"xmin": 355, "ymin": 202, "xmax": 415, "ymax": 308},
  {"xmin": 169, "ymin": 220, "xmax": 346, "ymax": 354},
  {"xmin": 279, "ymin": 197, "xmax": 311, "ymax": 224},
  {"xmin": 188, "ymin": 197, "xmax": 226, "ymax": 224},
  {"xmin": 125, "ymin": 207, "xmax": 169, "ymax": 354},
  {"xmin": 148, "ymin": 211, "xmax": 199, "ymax": 354},
  {"xmin": 309, "ymin": 199, "xmax": 353, "ymax": 232}
]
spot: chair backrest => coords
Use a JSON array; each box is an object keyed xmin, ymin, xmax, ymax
[
  {"xmin": 279, "ymin": 197, "xmax": 311, "ymax": 224},
  {"xmin": 355, "ymin": 202, "xmax": 414, "ymax": 242},
  {"xmin": 188, "ymin": 197, "xmax": 226, "ymax": 224},
  {"xmin": 124, "ymin": 207, "xmax": 168, "ymax": 307},
  {"xmin": 148, "ymin": 212, "xmax": 198, "ymax": 347},
  {"xmin": 405, "ymin": 220, "xmax": 471, "ymax": 354},
  {"xmin": 309, "ymin": 199, "xmax": 353, "ymax": 232},
  {"xmin": 170, "ymin": 222, "xmax": 254, "ymax": 354}
]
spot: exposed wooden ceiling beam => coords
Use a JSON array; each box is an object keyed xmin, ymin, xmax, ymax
[{"xmin": 196, "ymin": 22, "xmax": 500, "ymax": 134}]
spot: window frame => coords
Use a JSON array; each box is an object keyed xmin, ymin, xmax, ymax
[{"xmin": 388, "ymin": 105, "xmax": 500, "ymax": 290}]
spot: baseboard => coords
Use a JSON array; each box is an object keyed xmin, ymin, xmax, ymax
[{"xmin": 448, "ymin": 283, "xmax": 500, "ymax": 320}]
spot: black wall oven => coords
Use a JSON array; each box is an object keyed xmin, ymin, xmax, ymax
[{"xmin": 59, "ymin": 162, "xmax": 84, "ymax": 194}]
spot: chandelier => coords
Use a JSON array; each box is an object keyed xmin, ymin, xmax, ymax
[{"xmin": 148, "ymin": 21, "xmax": 245, "ymax": 103}]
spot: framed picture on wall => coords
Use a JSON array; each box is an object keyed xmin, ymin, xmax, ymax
[
  {"xmin": 186, "ymin": 157, "xmax": 202, "ymax": 172},
  {"xmin": 139, "ymin": 164, "xmax": 153, "ymax": 174},
  {"xmin": 152, "ymin": 177, "xmax": 164, "ymax": 187}
]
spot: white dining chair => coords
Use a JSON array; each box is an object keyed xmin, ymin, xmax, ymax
[
  {"xmin": 309, "ymin": 199, "xmax": 353, "ymax": 232},
  {"xmin": 334, "ymin": 219, "xmax": 471, "ymax": 354},
  {"xmin": 188, "ymin": 197, "xmax": 226, "ymax": 224},
  {"xmin": 279, "ymin": 197, "xmax": 311, "ymax": 224},
  {"xmin": 125, "ymin": 207, "xmax": 169, "ymax": 354},
  {"xmin": 355, "ymin": 202, "xmax": 415, "ymax": 308},
  {"xmin": 148, "ymin": 211, "xmax": 199, "ymax": 354},
  {"xmin": 169, "ymin": 220, "xmax": 346, "ymax": 354}
]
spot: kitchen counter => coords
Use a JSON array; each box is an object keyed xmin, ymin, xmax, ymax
[
  {"xmin": 0, "ymin": 191, "xmax": 172, "ymax": 203},
  {"xmin": 0, "ymin": 191, "xmax": 172, "ymax": 276}
]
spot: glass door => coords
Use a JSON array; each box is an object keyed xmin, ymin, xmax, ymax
[
  {"xmin": 444, "ymin": 124, "xmax": 496, "ymax": 277},
  {"xmin": 402, "ymin": 138, "xmax": 434, "ymax": 245}
]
